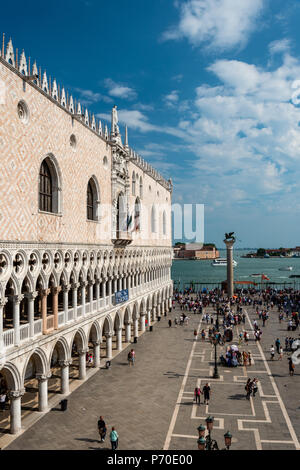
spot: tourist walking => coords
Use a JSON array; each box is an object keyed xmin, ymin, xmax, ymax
[
  {"xmin": 97, "ymin": 416, "xmax": 107, "ymax": 442},
  {"xmin": 275, "ymin": 338, "xmax": 281, "ymax": 354},
  {"xmin": 270, "ymin": 345, "xmax": 275, "ymax": 360},
  {"xmin": 168, "ymin": 319, "xmax": 172, "ymax": 328},
  {"xmin": 252, "ymin": 378, "xmax": 258, "ymax": 397},
  {"xmin": 203, "ymin": 383, "xmax": 211, "ymax": 405},
  {"xmin": 288, "ymin": 358, "xmax": 295, "ymax": 376},
  {"xmin": 194, "ymin": 386, "xmax": 202, "ymax": 405},
  {"xmin": 279, "ymin": 346, "xmax": 283, "ymax": 360},
  {"xmin": 128, "ymin": 349, "xmax": 136, "ymax": 366},
  {"xmin": 245, "ymin": 378, "xmax": 252, "ymax": 400},
  {"xmin": 194, "ymin": 329, "xmax": 198, "ymax": 341},
  {"xmin": 110, "ymin": 427, "xmax": 119, "ymax": 450},
  {"xmin": 248, "ymin": 351, "xmax": 252, "ymax": 366}
]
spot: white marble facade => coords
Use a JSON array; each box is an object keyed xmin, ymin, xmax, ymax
[{"xmin": 0, "ymin": 36, "xmax": 173, "ymax": 434}]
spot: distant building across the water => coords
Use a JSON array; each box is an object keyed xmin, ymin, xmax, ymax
[{"xmin": 173, "ymin": 243, "xmax": 219, "ymax": 260}]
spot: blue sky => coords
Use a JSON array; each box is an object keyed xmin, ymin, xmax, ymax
[{"xmin": 2, "ymin": 0, "xmax": 300, "ymax": 248}]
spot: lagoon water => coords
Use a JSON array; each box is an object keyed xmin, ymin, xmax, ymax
[{"xmin": 171, "ymin": 249, "xmax": 300, "ymax": 290}]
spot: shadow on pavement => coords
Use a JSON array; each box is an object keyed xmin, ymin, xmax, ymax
[
  {"xmin": 75, "ymin": 437, "xmax": 100, "ymax": 443},
  {"xmin": 228, "ymin": 394, "xmax": 247, "ymax": 400}
]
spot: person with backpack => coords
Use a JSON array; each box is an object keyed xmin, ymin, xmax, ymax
[
  {"xmin": 128, "ymin": 350, "xmax": 132, "ymax": 366},
  {"xmin": 203, "ymin": 383, "xmax": 211, "ymax": 405},
  {"xmin": 275, "ymin": 338, "xmax": 281, "ymax": 354},
  {"xmin": 288, "ymin": 358, "xmax": 295, "ymax": 376},
  {"xmin": 97, "ymin": 416, "xmax": 107, "ymax": 442},
  {"xmin": 110, "ymin": 427, "xmax": 119, "ymax": 450},
  {"xmin": 252, "ymin": 378, "xmax": 258, "ymax": 397},
  {"xmin": 194, "ymin": 386, "xmax": 202, "ymax": 405},
  {"xmin": 130, "ymin": 349, "xmax": 135, "ymax": 366},
  {"xmin": 245, "ymin": 378, "xmax": 252, "ymax": 400}
]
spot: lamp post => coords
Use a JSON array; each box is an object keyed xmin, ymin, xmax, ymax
[
  {"xmin": 215, "ymin": 302, "xmax": 220, "ymax": 330},
  {"xmin": 224, "ymin": 431, "xmax": 232, "ymax": 450},
  {"xmin": 212, "ymin": 334, "xmax": 220, "ymax": 379},
  {"xmin": 196, "ymin": 418, "xmax": 232, "ymax": 450}
]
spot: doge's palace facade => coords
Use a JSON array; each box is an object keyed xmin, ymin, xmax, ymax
[{"xmin": 0, "ymin": 35, "xmax": 173, "ymax": 435}]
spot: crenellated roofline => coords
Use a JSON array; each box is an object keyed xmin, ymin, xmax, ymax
[{"xmin": 0, "ymin": 33, "xmax": 173, "ymax": 193}]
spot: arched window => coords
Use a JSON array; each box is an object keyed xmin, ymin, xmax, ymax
[
  {"xmin": 116, "ymin": 192, "xmax": 127, "ymax": 234},
  {"xmin": 87, "ymin": 177, "xmax": 100, "ymax": 221},
  {"xmin": 87, "ymin": 181, "xmax": 94, "ymax": 220},
  {"xmin": 163, "ymin": 211, "xmax": 167, "ymax": 236},
  {"xmin": 139, "ymin": 176, "xmax": 143, "ymax": 198},
  {"xmin": 39, "ymin": 156, "xmax": 61, "ymax": 213},
  {"xmin": 132, "ymin": 172, "xmax": 136, "ymax": 196},
  {"xmin": 39, "ymin": 160, "xmax": 52, "ymax": 212},
  {"xmin": 134, "ymin": 197, "xmax": 141, "ymax": 232}
]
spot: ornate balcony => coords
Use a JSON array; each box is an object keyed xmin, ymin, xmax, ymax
[{"xmin": 112, "ymin": 231, "xmax": 132, "ymax": 247}]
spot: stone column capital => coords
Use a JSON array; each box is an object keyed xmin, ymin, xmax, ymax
[
  {"xmin": 105, "ymin": 332, "xmax": 113, "ymax": 339},
  {"xmin": 12, "ymin": 294, "xmax": 24, "ymax": 304},
  {"xmin": 36, "ymin": 372, "xmax": 52, "ymax": 382},
  {"xmin": 80, "ymin": 281, "xmax": 87, "ymax": 288},
  {"xmin": 0, "ymin": 297, "xmax": 8, "ymax": 307},
  {"xmin": 25, "ymin": 291, "xmax": 38, "ymax": 301},
  {"xmin": 59, "ymin": 359, "xmax": 72, "ymax": 368},
  {"xmin": 88, "ymin": 280, "xmax": 94, "ymax": 286},
  {"xmin": 51, "ymin": 286, "xmax": 61, "ymax": 295},
  {"xmin": 62, "ymin": 284, "xmax": 71, "ymax": 293},
  {"xmin": 8, "ymin": 388, "xmax": 25, "ymax": 399},
  {"xmin": 92, "ymin": 340, "xmax": 101, "ymax": 346},
  {"xmin": 78, "ymin": 348, "xmax": 88, "ymax": 355},
  {"xmin": 140, "ymin": 310, "xmax": 146, "ymax": 316},
  {"xmin": 71, "ymin": 283, "xmax": 80, "ymax": 290},
  {"xmin": 223, "ymin": 239, "xmax": 235, "ymax": 248},
  {"xmin": 41, "ymin": 288, "xmax": 51, "ymax": 296}
]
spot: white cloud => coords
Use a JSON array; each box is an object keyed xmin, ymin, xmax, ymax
[
  {"xmin": 104, "ymin": 78, "xmax": 137, "ymax": 100},
  {"xmin": 164, "ymin": 90, "xmax": 179, "ymax": 107},
  {"xmin": 169, "ymin": 51, "xmax": 300, "ymax": 220},
  {"xmin": 74, "ymin": 87, "xmax": 112, "ymax": 105},
  {"xmin": 268, "ymin": 38, "xmax": 291, "ymax": 56},
  {"xmin": 162, "ymin": 0, "xmax": 265, "ymax": 51}
]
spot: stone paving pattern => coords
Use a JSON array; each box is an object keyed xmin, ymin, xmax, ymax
[{"xmin": 5, "ymin": 302, "xmax": 300, "ymax": 450}]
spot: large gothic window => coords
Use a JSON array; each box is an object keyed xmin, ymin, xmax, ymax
[
  {"xmin": 39, "ymin": 155, "xmax": 61, "ymax": 214},
  {"xmin": 134, "ymin": 197, "xmax": 141, "ymax": 232},
  {"xmin": 87, "ymin": 177, "xmax": 100, "ymax": 221},
  {"xmin": 39, "ymin": 160, "xmax": 52, "ymax": 212},
  {"xmin": 139, "ymin": 177, "xmax": 143, "ymax": 199},
  {"xmin": 87, "ymin": 181, "xmax": 94, "ymax": 220},
  {"xmin": 132, "ymin": 172, "xmax": 136, "ymax": 196}
]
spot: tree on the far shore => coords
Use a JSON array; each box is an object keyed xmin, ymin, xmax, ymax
[{"xmin": 257, "ymin": 248, "xmax": 266, "ymax": 256}]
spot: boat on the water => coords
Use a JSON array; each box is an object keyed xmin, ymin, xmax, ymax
[
  {"xmin": 290, "ymin": 274, "xmax": 300, "ymax": 278},
  {"xmin": 211, "ymin": 258, "xmax": 237, "ymax": 267},
  {"xmin": 278, "ymin": 266, "xmax": 293, "ymax": 271},
  {"xmin": 251, "ymin": 274, "xmax": 262, "ymax": 278}
]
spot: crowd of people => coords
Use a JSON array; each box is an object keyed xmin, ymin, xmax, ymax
[{"xmin": 173, "ymin": 286, "xmax": 299, "ymax": 401}]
